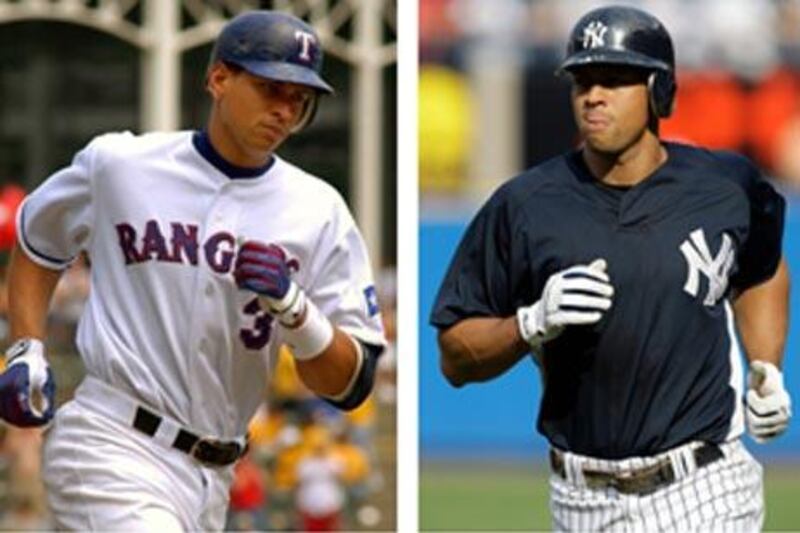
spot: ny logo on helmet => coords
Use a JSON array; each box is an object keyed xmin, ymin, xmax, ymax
[
  {"xmin": 680, "ymin": 228, "xmax": 735, "ymax": 307},
  {"xmin": 582, "ymin": 21, "xmax": 608, "ymax": 49},
  {"xmin": 295, "ymin": 30, "xmax": 316, "ymax": 62}
]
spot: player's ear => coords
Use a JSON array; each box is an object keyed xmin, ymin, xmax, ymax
[{"xmin": 206, "ymin": 62, "xmax": 233, "ymax": 100}]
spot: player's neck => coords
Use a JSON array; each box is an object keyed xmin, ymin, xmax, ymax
[
  {"xmin": 583, "ymin": 133, "xmax": 667, "ymax": 187},
  {"xmin": 206, "ymin": 117, "xmax": 273, "ymax": 168}
]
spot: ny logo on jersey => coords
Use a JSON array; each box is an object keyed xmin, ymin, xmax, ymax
[
  {"xmin": 582, "ymin": 21, "xmax": 608, "ymax": 49},
  {"xmin": 679, "ymin": 228, "xmax": 735, "ymax": 307},
  {"xmin": 295, "ymin": 30, "xmax": 315, "ymax": 62}
]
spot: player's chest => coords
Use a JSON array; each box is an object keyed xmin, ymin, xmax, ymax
[
  {"xmin": 521, "ymin": 187, "xmax": 749, "ymax": 306},
  {"xmin": 95, "ymin": 174, "xmax": 319, "ymax": 279}
]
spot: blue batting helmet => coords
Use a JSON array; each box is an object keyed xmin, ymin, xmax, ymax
[{"xmin": 211, "ymin": 10, "xmax": 333, "ymax": 94}]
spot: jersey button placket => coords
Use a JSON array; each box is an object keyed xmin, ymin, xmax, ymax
[{"xmin": 187, "ymin": 190, "xmax": 230, "ymax": 429}]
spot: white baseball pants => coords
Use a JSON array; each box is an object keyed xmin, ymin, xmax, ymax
[{"xmin": 41, "ymin": 379, "xmax": 234, "ymax": 531}]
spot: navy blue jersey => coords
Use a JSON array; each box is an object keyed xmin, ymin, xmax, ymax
[{"xmin": 430, "ymin": 142, "xmax": 785, "ymax": 459}]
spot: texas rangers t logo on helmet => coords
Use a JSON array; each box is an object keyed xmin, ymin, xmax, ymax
[
  {"xmin": 582, "ymin": 20, "xmax": 608, "ymax": 49},
  {"xmin": 295, "ymin": 30, "xmax": 315, "ymax": 62}
]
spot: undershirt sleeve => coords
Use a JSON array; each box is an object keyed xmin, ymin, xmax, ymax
[{"xmin": 730, "ymin": 165, "xmax": 785, "ymax": 291}]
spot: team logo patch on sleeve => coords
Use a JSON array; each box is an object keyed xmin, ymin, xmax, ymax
[{"xmin": 364, "ymin": 286, "xmax": 380, "ymax": 317}]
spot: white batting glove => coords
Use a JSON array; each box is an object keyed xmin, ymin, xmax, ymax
[
  {"xmin": 746, "ymin": 361, "xmax": 792, "ymax": 443},
  {"xmin": 517, "ymin": 258, "xmax": 614, "ymax": 348}
]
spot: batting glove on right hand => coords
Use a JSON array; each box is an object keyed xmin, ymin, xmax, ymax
[
  {"xmin": 234, "ymin": 240, "xmax": 334, "ymax": 360},
  {"xmin": 517, "ymin": 258, "xmax": 614, "ymax": 348},
  {"xmin": 746, "ymin": 360, "xmax": 791, "ymax": 443},
  {"xmin": 0, "ymin": 338, "xmax": 56, "ymax": 427}
]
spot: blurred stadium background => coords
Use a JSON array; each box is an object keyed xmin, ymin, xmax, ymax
[
  {"xmin": 420, "ymin": 0, "xmax": 800, "ymax": 530},
  {"xmin": 0, "ymin": 0, "xmax": 396, "ymax": 530}
]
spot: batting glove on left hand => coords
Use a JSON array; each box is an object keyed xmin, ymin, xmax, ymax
[
  {"xmin": 234, "ymin": 241, "xmax": 303, "ymax": 325},
  {"xmin": 746, "ymin": 361, "xmax": 791, "ymax": 443},
  {"xmin": 0, "ymin": 338, "xmax": 56, "ymax": 427}
]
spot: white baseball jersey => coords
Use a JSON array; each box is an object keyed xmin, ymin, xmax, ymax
[{"xmin": 18, "ymin": 130, "xmax": 385, "ymax": 439}]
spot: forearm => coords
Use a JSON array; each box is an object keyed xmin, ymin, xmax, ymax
[
  {"xmin": 733, "ymin": 257, "xmax": 789, "ymax": 367},
  {"xmin": 438, "ymin": 316, "xmax": 530, "ymax": 387},
  {"xmin": 7, "ymin": 243, "xmax": 63, "ymax": 342},
  {"xmin": 294, "ymin": 327, "xmax": 359, "ymax": 397}
]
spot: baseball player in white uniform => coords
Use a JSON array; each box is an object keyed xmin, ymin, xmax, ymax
[{"xmin": 0, "ymin": 10, "xmax": 385, "ymax": 531}]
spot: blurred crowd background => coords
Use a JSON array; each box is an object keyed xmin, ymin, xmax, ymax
[
  {"xmin": 421, "ymin": 0, "xmax": 800, "ymax": 207},
  {"xmin": 0, "ymin": 0, "xmax": 396, "ymax": 531},
  {"xmin": 420, "ymin": 0, "xmax": 800, "ymax": 529}
]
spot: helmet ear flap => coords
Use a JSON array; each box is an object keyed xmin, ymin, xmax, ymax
[{"xmin": 647, "ymin": 70, "xmax": 676, "ymax": 118}]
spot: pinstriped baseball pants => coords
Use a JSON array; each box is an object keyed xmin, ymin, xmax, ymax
[{"xmin": 549, "ymin": 440, "xmax": 763, "ymax": 532}]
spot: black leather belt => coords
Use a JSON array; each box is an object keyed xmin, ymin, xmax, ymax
[
  {"xmin": 132, "ymin": 406, "xmax": 245, "ymax": 467},
  {"xmin": 550, "ymin": 443, "xmax": 724, "ymax": 496}
]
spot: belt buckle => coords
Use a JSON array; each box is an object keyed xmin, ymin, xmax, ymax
[
  {"xmin": 609, "ymin": 468, "xmax": 634, "ymax": 492},
  {"xmin": 614, "ymin": 468, "xmax": 645, "ymax": 495},
  {"xmin": 617, "ymin": 460, "xmax": 673, "ymax": 495},
  {"xmin": 189, "ymin": 437, "xmax": 241, "ymax": 467}
]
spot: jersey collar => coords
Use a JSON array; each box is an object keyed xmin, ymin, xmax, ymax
[
  {"xmin": 191, "ymin": 130, "xmax": 275, "ymax": 179},
  {"xmin": 568, "ymin": 143, "xmax": 676, "ymax": 189}
]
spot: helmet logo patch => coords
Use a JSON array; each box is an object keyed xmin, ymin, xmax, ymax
[
  {"xmin": 294, "ymin": 30, "xmax": 316, "ymax": 62},
  {"xmin": 582, "ymin": 20, "xmax": 608, "ymax": 49}
]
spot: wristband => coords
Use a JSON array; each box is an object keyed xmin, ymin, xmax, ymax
[{"xmin": 281, "ymin": 296, "xmax": 334, "ymax": 360}]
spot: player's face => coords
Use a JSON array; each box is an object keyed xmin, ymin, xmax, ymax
[
  {"xmin": 570, "ymin": 66, "xmax": 651, "ymax": 154},
  {"xmin": 208, "ymin": 63, "xmax": 315, "ymax": 164}
]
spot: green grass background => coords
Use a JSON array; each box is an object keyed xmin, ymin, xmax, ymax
[{"xmin": 420, "ymin": 462, "xmax": 800, "ymax": 531}]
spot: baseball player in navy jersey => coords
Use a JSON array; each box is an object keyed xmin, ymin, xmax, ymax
[
  {"xmin": 432, "ymin": 6, "xmax": 791, "ymax": 532},
  {"xmin": 0, "ymin": 10, "xmax": 384, "ymax": 530}
]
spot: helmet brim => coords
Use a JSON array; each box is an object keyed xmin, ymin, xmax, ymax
[
  {"xmin": 236, "ymin": 59, "xmax": 334, "ymax": 95},
  {"xmin": 559, "ymin": 48, "xmax": 671, "ymax": 75}
]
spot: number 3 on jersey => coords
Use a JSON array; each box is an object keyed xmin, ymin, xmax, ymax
[{"xmin": 239, "ymin": 297, "xmax": 274, "ymax": 350}]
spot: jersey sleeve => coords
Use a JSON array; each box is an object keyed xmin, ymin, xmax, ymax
[
  {"xmin": 430, "ymin": 187, "xmax": 520, "ymax": 329},
  {"xmin": 730, "ymin": 163, "xmax": 785, "ymax": 291},
  {"xmin": 17, "ymin": 139, "xmax": 97, "ymax": 270},
  {"xmin": 304, "ymin": 195, "xmax": 386, "ymax": 349}
]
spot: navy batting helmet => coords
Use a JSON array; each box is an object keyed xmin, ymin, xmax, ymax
[
  {"xmin": 560, "ymin": 5, "xmax": 676, "ymax": 118},
  {"xmin": 210, "ymin": 10, "xmax": 333, "ymax": 130}
]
